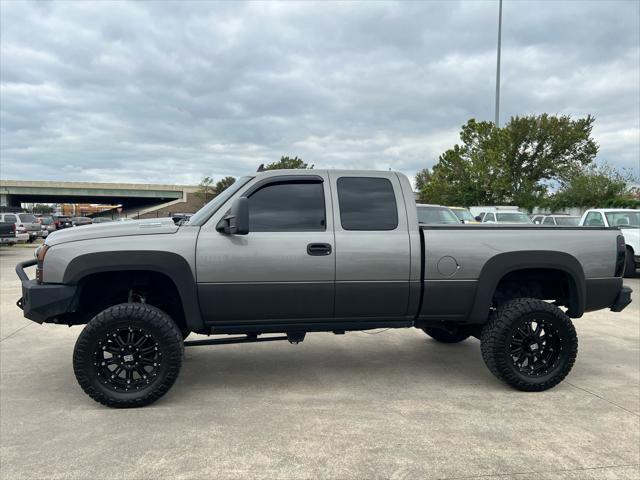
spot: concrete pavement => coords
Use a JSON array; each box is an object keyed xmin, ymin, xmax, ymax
[{"xmin": 1, "ymin": 246, "xmax": 638, "ymax": 479}]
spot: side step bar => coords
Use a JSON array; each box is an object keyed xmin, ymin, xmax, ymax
[{"xmin": 184, "ymin": 332, "xmax": 306, "ymax": 348}]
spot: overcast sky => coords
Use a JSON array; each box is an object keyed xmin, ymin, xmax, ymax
[{"xmin": 1, "ymin": 0, "xmax": 638, "ymax": 186}]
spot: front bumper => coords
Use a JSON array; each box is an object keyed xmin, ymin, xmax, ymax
[{"xmin": 16, "ymin": 259, "xmax": 77, "ymax": 323}]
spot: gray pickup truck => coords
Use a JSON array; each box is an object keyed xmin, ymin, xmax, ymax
[{"xmin": 16, "ymin": 170, "xmax": 632, "ymax": 408}]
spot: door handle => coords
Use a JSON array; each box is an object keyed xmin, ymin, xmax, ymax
[{"xmin": 307, "ymin": 243, "xmax": 332, "ymax": 256}]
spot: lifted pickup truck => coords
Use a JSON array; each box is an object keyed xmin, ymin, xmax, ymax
[{"xmin": 17, "ymin": 170, "xmax": 632, "ymax": 408}]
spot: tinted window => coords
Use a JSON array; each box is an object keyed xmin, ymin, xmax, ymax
[
  {"xmin": 542, "ymin": 216, "xmax": 556, "ymax": 225},
  {"xmin": 3, "ymin": 214, "xmax": 17, "ymax": 222},
  {"xmin": 337, "ymin": 177, "xmax": 398, "ymax": 230},
  {"xmin": 484, "ymin": 213, "xmax": 495, "ymax": 222},
  {"xmin": 584, "ymin": 212, "xmax": 604, "ymax": 226},
  {"xmin": 249, "ymin": 181, "xmax": 325, "ymax": 232}
]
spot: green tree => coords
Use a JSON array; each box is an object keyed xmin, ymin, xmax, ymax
[
  {"xmin": 32, "ymin": 204, "xmax": 54, "ymax": 214},
  {"xmin": 415, "ymin": 168, "xmax": 432, "ymax": 200},
  {"xmin": 196, "ymin": 176, "xmax": 215, "ymax": 206},
  {"xmin": 420, "ymin": 115, "xmax": 599, "ymax": 209},
  {"xmin": 213, "ymin": 176, "xmax": 236, "ymax": 195},
  {"xmin": 545, "ymin": 164, "xmax": 632, "ymax": 210},
  {"xmin": 196, "ymin": 176, "xmax": 237, "ymax": 206},
  {"xmin": 265, "ymin": 156, "xmax": 313, "ymax": 170}
]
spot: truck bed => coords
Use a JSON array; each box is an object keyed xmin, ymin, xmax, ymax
[{"xmin": 418, "ymin": 224, "xmax": 623, "ymax": 324}]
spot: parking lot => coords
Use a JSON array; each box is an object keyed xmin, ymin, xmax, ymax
[{"xmin": 0, "ymin": 245, "xmax": 638, "ymax": 479}]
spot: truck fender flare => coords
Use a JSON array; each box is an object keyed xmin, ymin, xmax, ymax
[
  {"xmin": 62, "ymin": 251, "xmax": 203, "ymax": 331},
  {"xmin": 469, "ymin": 250, "xmax": 586, "ymax": 323}
]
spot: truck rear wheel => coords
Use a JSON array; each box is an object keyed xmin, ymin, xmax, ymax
[
  {"xmin": 480, "ymin": 298, "xmax": 577, "ymax": 391},
  {"xmin": 73, "ymin": 303, "xmax": 184, "ymax": 408},
  {"xmin": 422, "ymin": 327, "xmax": 470, "ymax": 343}
]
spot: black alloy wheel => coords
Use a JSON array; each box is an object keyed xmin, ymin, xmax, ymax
[
  {"xmin": 74, "ymin": 303, "xmax": 183, "ymax": 408},
  {"xmin": 93, "ymin": 326, "xmax": 162, "ymax": 392},
  {"xmin": 508, "ymin": 318, "xmax": 561, "ymax": 377},
  {"xmin": 481, "ymin": 298, "xmax": 577, "ymax": 391}
]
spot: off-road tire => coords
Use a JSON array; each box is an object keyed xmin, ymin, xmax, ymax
[
  {"xmin": 73, "ymin": 303, "xmax": 184, "ymax": 408},
  {"xmin": 422, "ymin": 327, "xmax": 470, "ymax": 343},
  {"xmin": 624, "ymin": 247, "xmax": 636, "ymax": 278},
  {"xmin": 481, "ymin": 298, "xmax": 577, "ymax": 392}
]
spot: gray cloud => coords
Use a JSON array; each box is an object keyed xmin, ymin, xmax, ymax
[{"xmin": 1, "ymin": 0, "xmax": 638, "ymax": 186}]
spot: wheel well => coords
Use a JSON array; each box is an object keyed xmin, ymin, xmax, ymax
[
  {"xmin": 68, "ymin": 271, "xmax": 187, "ymax": 332},
  {"xmin": 493, "ymin": 268, "xmax": 578, "ymax": 314}
]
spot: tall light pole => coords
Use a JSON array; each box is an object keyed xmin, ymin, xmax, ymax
[{"xmin": 494, "ymin": 0, "xmax": 503, "ymax": 127}]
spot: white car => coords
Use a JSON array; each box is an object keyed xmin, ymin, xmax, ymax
[
  {"xmin": 482, "ymin": 211, "xmax": 533, "ymax": 224},
  {"xmin": 580, "ymin": 208, "xmax": 639, "ymax": 277}
]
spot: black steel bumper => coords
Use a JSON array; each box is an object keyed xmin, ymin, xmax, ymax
[
  {"xmin": 610, "ymin": 286, "xmax": 632, "ymax": 313},
  {"xmin": 16, "ymin": 259, "xmax": 77, "ymax": 324}
]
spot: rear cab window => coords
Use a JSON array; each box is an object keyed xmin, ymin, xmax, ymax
[{"xmin": 336, "ymin": 177, "xmax": 398, "ymax": 230}]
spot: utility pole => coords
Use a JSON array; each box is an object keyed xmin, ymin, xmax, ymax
[{"xmin": 494, "ymin": 0, "xmax": 503, "ymax": 127}]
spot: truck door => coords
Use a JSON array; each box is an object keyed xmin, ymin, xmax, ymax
[
  {"xmin": 195, "ymin": 173, "xmax": 335, "ymax": 324},
  {"xmin": 329, "ymin": 172, "xmax": 412, "ymax": 320}
]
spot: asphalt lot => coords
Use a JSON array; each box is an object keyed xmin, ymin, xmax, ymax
[{"xmin": 1, "ymin": 245, "xmax": 638, "ymax": 480}]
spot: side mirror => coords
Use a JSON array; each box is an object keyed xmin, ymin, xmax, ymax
[{"xmin": 216, "ymin": 197, "xmax": 249, "ymax": 235}]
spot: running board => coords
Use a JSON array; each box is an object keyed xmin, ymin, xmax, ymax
[{"xmin": 184, "ymin": 334, "xmax": 292, "ymax": 347}]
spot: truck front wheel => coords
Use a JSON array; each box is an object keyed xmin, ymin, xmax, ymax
[
  {"xmin": 422, "ymin": 327, "xmax": 470, "ymax": 343},
  {"xmin": 480, "ymin": 298, "xmax": 577, "ymax": 391},
  {"xmin": 73, "ymin": 303, "xmax": 184, "ymax": 408}
]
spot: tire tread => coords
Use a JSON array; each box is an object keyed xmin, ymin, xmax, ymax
[
  {"xmin": 480, "ymin": 298, "xmax": 577, "ymax": 392},
  {"xmin": 73, "ymin": 303, "xmax": 184, "ymax": 408}
]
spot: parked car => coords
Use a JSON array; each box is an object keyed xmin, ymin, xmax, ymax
[
  {"xmin": 91, "ymin": 217, "xmax": 113, "ymax": 224},
  {"xmin": 0, "ymin": 213, "xmax": 29, "ymax": 243},
  {"xmin": 71, "ymin": 216, "xmax": 93, "ymax": 226},
  {"xmin": 481, "ymin": 211, "xmax": 533, "ymax": 224},
  {"xmin": 541, "ymin": 215, "xmax": 580, "ymax": 226},
  {"xmin": 36, "ymin": 215, "xmax": 56, "ymax": 237},
  {"xmin": 530, "ymin": 214, "xmax": 546, "ymax": 224},
  {"xmin": 54, "ymin": 215, "xmax": 73, "ymax": 229},
  {"xmin": 580, "ymin": 208, "xmax": 639, "ymax": 277},
  {"xmin": 0, "ymin": 221, "xmax": 17, "ymax": 246},
  {"xmin": 448, "ymin": 207, "xmax": 479, "ymax": 224},
  {"xmin": 16, "ymin": 169, "xmax": 632, "ymax": 408},
  {"xmin": 14, "ymin": 213, "xmax": 42, "ymax": 242},
  {"xmin": 416, "ymin": 204, "xmax": 461, "ymax": 225}
]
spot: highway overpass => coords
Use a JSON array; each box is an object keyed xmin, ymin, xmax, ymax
[{"xmin": 0, "ymin": 179, "xmax": 201, "ymax": 218}]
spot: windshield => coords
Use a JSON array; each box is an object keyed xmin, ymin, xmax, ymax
[
  {"xmin": 555, "ymin": 216, "xmax": 580, "ymax": 226},
  {"xmin": 417, "ymin": 206, "xmax": 460, "ymax": 224},
  {"xmin": 451, "ymin": 209, "xmax": 475, "ymax": 222},
  {"xmin": 188, "ymin": 176, "xmax": 252, "ymax": 226},
  {"xmin": 40, "ymin": 217, "xmax": 54, "ymax": 225},
  {"xmin": 495, "ymin": 212, "xmax": 532, "ymax": 223},
  {"xmin": 18, "ymin": 214, "xmax": 37, "ymax": 223},
  {"xmin": 605, "ymin": 211, "xmax": 640, "ymax": 228}
]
